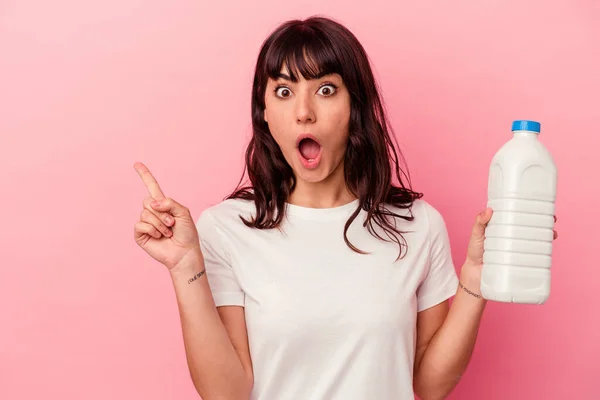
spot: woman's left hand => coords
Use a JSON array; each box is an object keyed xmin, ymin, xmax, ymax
[{"xmin": 461, "ymin": 208, "xmax": 559, "ymax": 281}]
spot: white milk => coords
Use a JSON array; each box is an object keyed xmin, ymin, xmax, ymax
[{"xmin": 481, "ymin": 120, "xmax": 557, "ymax": 304}]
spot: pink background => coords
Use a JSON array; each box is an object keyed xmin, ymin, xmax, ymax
[{"xmin": 1, "ymin": 0, "xmax": 598, "ymax": 399}]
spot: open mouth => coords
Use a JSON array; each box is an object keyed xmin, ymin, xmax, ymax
[
  {"xmin": 296, "ymin": 134, "xmax": 323, "ymax": 169},
  {"xmin": 297, "ymin": 135, "xmax": 321, "ymax": 161}
]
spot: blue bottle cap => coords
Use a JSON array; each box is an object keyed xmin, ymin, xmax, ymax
[{"xmin": 512, "ymin": 120, "xmax": 541, "ymax": 133}]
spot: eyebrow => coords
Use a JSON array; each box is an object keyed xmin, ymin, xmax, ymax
[{"xmin": 275, "ymin": 71, "xmax": 336, "ymax": 81}]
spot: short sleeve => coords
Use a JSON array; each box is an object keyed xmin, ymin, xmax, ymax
[
  {"xmin": 416, "ymin": 203, "xmax": 459, "ymax": 312},
  {"xmin": 195, "ymin": 210, "xmax": 245, "ymax": 307}
]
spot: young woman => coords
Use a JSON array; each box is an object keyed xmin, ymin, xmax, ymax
[{"xmin": 133, "ymin": 16, "xmax": 556, "ymax": 400}]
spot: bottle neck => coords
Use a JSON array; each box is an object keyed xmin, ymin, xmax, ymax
[{"xmin": 513, "ymin": 130, "xmax": 539, "ymax": 139}]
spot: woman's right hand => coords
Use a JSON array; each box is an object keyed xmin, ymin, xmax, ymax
[{"xmin": 133, "ymin": 162, "xmax": 201, "ymax": 270}]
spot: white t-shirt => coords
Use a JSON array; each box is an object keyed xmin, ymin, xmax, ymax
[{"xmin": 195, "ymin": 197, "xmax": 459, "ymax": 400}]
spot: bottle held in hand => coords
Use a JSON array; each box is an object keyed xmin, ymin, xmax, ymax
[{"xmin": 481, "ymin": 120, "xmax": 558, "ymax": 304}]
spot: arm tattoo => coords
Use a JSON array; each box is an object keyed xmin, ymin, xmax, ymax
[
  {"xmin": 187, "ymin": 269, "xmax": 206, "ymax": 284},
  {"xmin": 458, "ymin": 281, "xmax": 482, "ymax": 299}
]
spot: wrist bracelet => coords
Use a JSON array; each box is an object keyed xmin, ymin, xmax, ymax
[{"xmin": 458, "ymin": 281, "xmax": 482, "ymax": 299}]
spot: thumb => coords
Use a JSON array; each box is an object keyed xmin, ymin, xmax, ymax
[
  {"xmin": 472, "ymin": 207, "xmax": 493, "ymax": 238},
  {"xmin": 150, "ymin": 197, "xmax": 190, "ymax": 218}
]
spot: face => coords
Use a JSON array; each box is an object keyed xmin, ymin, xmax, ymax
[{"xmin": 263, "ymin": 64, "xmax": 351, "ymax": 184}]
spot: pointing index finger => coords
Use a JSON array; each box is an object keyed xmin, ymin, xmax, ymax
[{"xmin": 134, "ymin": 162, "xmax": 166, "ymax": 199}]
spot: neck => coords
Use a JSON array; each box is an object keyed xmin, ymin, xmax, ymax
[
  {"xmin": 287, "ymin": 161, "xmax": 356, "ymax": 208},
  {"xmin": 513, "ymin": 130, "xmax": 539, "ymax": 139}
]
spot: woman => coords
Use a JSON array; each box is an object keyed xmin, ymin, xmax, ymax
[{"xmin": 133, "ymin": 16, "xmax": 556, "ymax": 400}]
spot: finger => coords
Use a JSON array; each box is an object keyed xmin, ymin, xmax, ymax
[
  {"xmin": 471, "ymin": 207, "xmax": 493, "ymax": 238},
  {"xmin": 143, "ymin": 197, "xmax": 175, "ymax": 227},
  {"xmin": 150, "ymin": 197, "xmax": 189, "ymax": 218},
  {"xmin": 134, "ymin": 221, "xmax": 162, "ymax": 240},
  {"xmin": 134, "ymin": 162, "xmax": 166, "ymax": 200},
  {"xmin": 141, "ymin": 209, "xmax": 173, "ymax": 237}
]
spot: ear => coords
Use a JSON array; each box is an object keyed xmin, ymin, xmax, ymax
[{"xmin": 263, "ymin": 108, "xmax": 268, "ymax": 123}]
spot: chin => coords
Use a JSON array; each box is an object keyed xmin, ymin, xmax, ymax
[{"xmin": 294, "ymin": 165, "xmax": 332, "ymax": 183}]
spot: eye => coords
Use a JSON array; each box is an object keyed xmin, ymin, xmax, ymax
[
  {"xmin": 317, "ymin": 83, "xmax": 338, "ymax": 96},
  {"xmin": 274, "ymin": 86, "xmax": 292, "ymax": 98},
  {"xmin": 273, "ymin": 83, "xmax": 338, "ymax": 99}
]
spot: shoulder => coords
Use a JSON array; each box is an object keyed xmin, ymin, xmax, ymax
[
  {"xmin": 384, "ymin": 198, "xmax": 447, "ymax": 232},
  {"xmin": 196, "ymin": 197, "xmax": 256, "ymax": 232}
]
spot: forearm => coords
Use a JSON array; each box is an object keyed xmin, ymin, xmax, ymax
[
  {"xmin": 413, "ymin": 269, "xmax": 486, "ymax": 399},
  {"xmin": 169, "ymin": 250, "xmax": 251, "ymax": 400}
]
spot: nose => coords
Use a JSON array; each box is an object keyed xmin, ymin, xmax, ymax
[{"xmin": 295, "ymin": 92, "xmax": 316, "ymax": 124}]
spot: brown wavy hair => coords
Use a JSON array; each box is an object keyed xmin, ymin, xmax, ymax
[{"xmin": 226, "ymin": 15, "xmax": 423, "ymax": 259}]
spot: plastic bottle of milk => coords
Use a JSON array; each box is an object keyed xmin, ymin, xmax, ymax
[{"xmin": 480, "ymin": 120, "xmax": 557, "ymax": 304}]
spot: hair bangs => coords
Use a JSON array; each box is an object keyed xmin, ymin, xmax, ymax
[{"xmin": 265, "ymin": 27, "xmax": 342, "ymax": 82}]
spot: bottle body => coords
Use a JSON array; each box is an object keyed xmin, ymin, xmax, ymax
[{"xmin": 481, "ymin": 121, "xmax": 557, "ymax": 304}]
